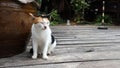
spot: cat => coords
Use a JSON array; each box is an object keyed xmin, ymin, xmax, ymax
[
  {"xmin": 29, "ymin": 13, "xmax": 56, "ymax": 60},
  {"xmin": 18, "ymin": 0, "xmax": 34, "ymax": 4}
]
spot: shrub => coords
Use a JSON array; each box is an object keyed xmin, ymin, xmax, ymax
[
  {"xmin": 95, "ymin": 15, "xmax": 112, "ymax": 25},
  {"xmin": 50, "ymin": 9, "xmax": 63, "ymax": 26},
  {"xmin": 71, "ymin": 0, "xmax": 89, "ymax": 23}
]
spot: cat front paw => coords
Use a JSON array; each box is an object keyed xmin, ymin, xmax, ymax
[
  {"xmin": 42, "ymin": 55, "xmax": 48, "ymax": 60},
  {"xmin": 32, "ymin": 55, "xmax": 37, "ymax": 59}
]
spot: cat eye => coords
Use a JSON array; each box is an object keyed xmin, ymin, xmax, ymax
[
  {"xmin": 47, "ymin": 22, "xmax": 49, "ymax": 24},
  {"xmin": 40, "ymin": 22, "xmax": 44, "ymax": 24}
]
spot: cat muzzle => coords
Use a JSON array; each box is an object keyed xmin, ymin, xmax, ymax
[{"xmin": 42, "ymin": 26, "xmax": 47, "ymax": 30}]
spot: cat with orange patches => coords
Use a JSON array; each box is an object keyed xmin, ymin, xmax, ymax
[{"xmin": 29, "ymin": 13, "xmax": 56, "ymax": 60}]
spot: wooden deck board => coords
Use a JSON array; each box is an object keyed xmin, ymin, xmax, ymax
[{"xmin": 0, "ymin": 26, "xmax": 120, "ymax": 68}]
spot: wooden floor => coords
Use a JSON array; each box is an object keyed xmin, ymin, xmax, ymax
[{"xmin": 0, "ymin": 26, "xmax": 120, "ymax": 68}]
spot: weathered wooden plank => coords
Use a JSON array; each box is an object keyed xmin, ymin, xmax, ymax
[
  {"xmin": 9, "ymin": 60, "xmax": 120, "ymax": 68},
  {"xmin": 55, "ymin": 45, "xmax": 120, "ymax": 53},
  {"xmin": 57, "ymin": 41, "xmax": 120, "ymax": 45},
  {"xmin": 0, "ymin": 51, "xmax": 120, "ymax": 68}
]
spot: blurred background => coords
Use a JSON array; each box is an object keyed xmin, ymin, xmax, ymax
[{"xmin": 36, "ymin": 0, "xmax": 120, "ymax": 25}]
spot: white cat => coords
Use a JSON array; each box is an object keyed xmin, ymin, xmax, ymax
[
  {"xmin": 29, "ymin": 13, "xmax": 56, "ymax": 60},
  {"xmin": 18, "ymin": 0, "xmax": 34, "ymax": 4}
]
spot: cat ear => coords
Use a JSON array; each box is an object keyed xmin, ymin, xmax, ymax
[{"xmin": 29, "ymin": 13, "xmax": 35, "ymax": 20}]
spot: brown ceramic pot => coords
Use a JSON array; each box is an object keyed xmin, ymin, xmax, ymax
[{"xmin": 0, "ymin": 0, "xmax": 36, "ymax": 58}]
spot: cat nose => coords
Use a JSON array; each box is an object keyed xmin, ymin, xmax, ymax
[
  {"xmin": 43, "ymin": 26, "xmax": 47, "ymax": 30},
  {"xmin": 44, "ymin": 26, "xmax": 47, "ymax": 29}
]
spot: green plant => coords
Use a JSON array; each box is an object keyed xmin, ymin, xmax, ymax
[
  {"xmin": 37, "ymin": 0, "xmax": 42, "ymax": 3},
  {"xmin": 50, "ymin": 9, "xmax": 62, "ymax": 26},
  {"xmin": 95, "ymin": 15, "xmax": 112, "ymax": 25},
  {"xmin": 71, "ymin": 0, "xmax": 89, "ymax": 23}
]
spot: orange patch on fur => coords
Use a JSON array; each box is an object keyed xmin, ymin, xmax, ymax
[
  {"xmin": 33, "ymin": 17, "xmax": 43, "ymax": 24},
  {"xmin": 29, "ymin": 13, "xmax": 49, "ymax": 24}
]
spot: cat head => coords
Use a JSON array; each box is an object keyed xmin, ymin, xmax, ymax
[{"xmin": 29, "ymin": 13, "xmax": 50, "ymax": 30}]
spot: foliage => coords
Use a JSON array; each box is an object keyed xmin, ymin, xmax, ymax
[
  {"xmin": 36, "ymin": 0, "xmax": 63, "ymax": 26},
  {"xmin": 71, "ymin": 0, "xmax": 89, "ymax": 14},
  {"xmin": 70, "ymin": 0, "xmax": 89, "ymax": 23},
  {"xmin": 95, "ymin": 15, "xmax": 112, "ymax": 25},
  {"xmin": 50, "ymin": 9, "xmax": 62, "ymax": 26},
  {"xmin": 37, "ymin": 0, "xmax": 42, "ymax": 3}
]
